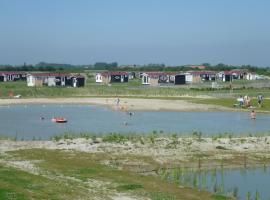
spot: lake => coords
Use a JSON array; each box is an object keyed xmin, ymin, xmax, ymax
[
  {"xmin": 0, "ymin": 104, "xmax": 269, "ymax": 140},
  {"xmin": 164, "ymin": 166, "xmax": 270, "ymax": 200}
]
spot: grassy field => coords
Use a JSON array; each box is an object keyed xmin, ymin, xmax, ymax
[
  {"xmin": 0, "ymin": 79, "xmax": 270, "ymax": 98},
  {"xmin": 0, "ymin": 149, "xmax": 232, "ymax": 200}
]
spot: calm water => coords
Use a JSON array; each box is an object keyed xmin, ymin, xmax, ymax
[
  {"xmin": 0, "ymin": 104, "xmax": 269, "ymax": 140},
  {"xmin": 165, "ymin": 167, "xmax": 270, "ymax": 200},
  {"xmin": 1, "ymin": 104, "xmax": 270, "ymax": 198}
]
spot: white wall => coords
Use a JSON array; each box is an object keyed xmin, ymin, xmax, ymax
[
  {"xmin": 246, "ymin": 73, "xmax": 256, "ymax": 80},
  {"xmin": 141, "ymin": 74, "xmax": 150, "ymax": 85},
  {"xmin": 48, "ymin": 77, "xmax": 56, "ymax": 86},
  {"xmin": 27, "ymin": 75, "xmax": 35, "ymax": 87},
  {"xmin": 185, "ymin": 73, "xmax": 193, "ymax": 83},
  {"xmin": 96, "ymin": 74, "xmax": 103, "ymax": 83}
]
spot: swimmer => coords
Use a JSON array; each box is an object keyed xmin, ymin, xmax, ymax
[{"xmin": 250, "ymin": 110, "xmax": 256, "ymax": 120}]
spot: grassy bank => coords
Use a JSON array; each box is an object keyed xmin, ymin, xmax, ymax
[
  {"xmin": 2, "ymin": 132, "xmax": 270, "ymax": 199},
  {"xmin": 191, "ymin": 97, "xmax": 270, "ymax": 112},
  {"xmin": 0, "ymin": 149, "xmax": 231, "ymax": 200}
]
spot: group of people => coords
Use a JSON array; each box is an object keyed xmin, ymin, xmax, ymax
[
  {"xmin": 237, "ymin": 95, "xmax": 251, "ymax": 108},
  {"xmin": 237, "ymin": 94, "xmax": 264, "ymax": 108},
  {"xmin": 236, "ymin": 94, "xmax": 264, "ymax": 120}
]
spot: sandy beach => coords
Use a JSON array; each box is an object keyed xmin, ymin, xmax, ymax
[{"xmin": 0, "ymin": 97, "xmax": 231, "ymax": 112}]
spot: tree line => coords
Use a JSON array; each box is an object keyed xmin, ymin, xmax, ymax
[{"xmin": 0, "ymin": 62, "xmax": 270, "ymax": 75}]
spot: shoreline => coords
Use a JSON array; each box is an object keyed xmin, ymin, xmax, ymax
[
  {"xmin": 0, "ymin": 97, "xmax": 236, "ymax": 112},
  {"xmin": 1, "ymin": 135, "xmax": 270, "ymax": 170}
]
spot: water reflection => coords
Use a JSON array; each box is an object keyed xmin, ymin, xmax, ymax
[{"xmin": 160, "ymin": 166, "xmax": 270, "ymax": 200}]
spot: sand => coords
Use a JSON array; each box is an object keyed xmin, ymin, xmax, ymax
[
  {"xmin": 1, "ymin": 136, "xmax": 270, "ymax": 169},
  {"xmin": 0, "ymin": 97, "xmax": 230, "ymax": 112}
]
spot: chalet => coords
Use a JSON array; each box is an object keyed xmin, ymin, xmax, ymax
[
  {"xmin": 174, "ymin": 74, "xmax": 186, "ymax": 85},
  {"xmin": 0, "ymin": 72, "xmax": 27, "ymax": 82},
  {"xmin": 27, "ymin": 73, "xmax": 85, "ymax": 87},
  {"xmin": 218, "ymin": 70, "xmax": 247, "ymax": 82},
  {"xmin": 141, "ymin": 72, "xmax": 158, "ymax": 86},
  {"xmin": 174, "ymin": 73, "xmax": 198, "ymax": 85},
  {"xmin": 67, "ymin": 75, "xmax": 85, "ymax": 87},
  {"xmin": 189, "ymin": 71, "xmax": 216, "ymax": 83},
  {"xmin": 95, "ymin": 72, "xmax": 129, "ymax": 84},
  {"xmin": 246, "ymin": 72, "xmax": 257, "ymax": 81},
  {"xmin": 128, "ymin": 72, "xmax": 135, "ymax": 79},
  {"xmin": 141, "ymin": 71, "xmax": 218, "ymax": 86},
  {"xmin": 141, "ymin": 72, "xmax": 176, "ymax": 86}
]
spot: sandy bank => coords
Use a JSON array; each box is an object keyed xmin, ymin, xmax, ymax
[
  {"xmin": 0, "ymin": 97, "xmax": 231, "ymax": 112},
  {"xmin": 1, "ymin": 136, "xmax": 270, "ymax": 169}
]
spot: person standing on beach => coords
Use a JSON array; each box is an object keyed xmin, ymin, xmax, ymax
[
  {"xmin": 238, "ymin": 95, "xmax": 244, "ymax": 107},
  {"xmin": 116, "ymin": 98, "xmax": 120, "ymax": 106},
  {"xmin": 258, "ymin": 94, "xmax": 263, "ymax": 107}
]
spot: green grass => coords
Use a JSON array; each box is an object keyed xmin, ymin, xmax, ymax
[
  {"xmin": 117, "ymin": 184, "xmax": 143, "ymax": 191},
  {"xmin": 0, "ymin": 188, "xmax": 27, "ymax": 200},
  {"xmin": 0, "ymin": 164, "xmax": 90, "ymax": 200},
  {"xmin": 149, "ymin": 192, "xmax": 177, "ymax": 200},
  {"xmin": 5, "ymin": 149, "xmax": 232, "ymax": 200},
  {"xmin": 191, "ymin": 97, "xmax": 270, "ymax": 112}
]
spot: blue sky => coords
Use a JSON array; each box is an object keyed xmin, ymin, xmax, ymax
[{"xmin": 0, "ymin": 0, "xmax": 270, "ymax": 66}]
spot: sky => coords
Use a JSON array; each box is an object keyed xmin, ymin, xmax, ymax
[{"xmin": 0, "ymin": 0, "xmax": 270, "ymax": 66}]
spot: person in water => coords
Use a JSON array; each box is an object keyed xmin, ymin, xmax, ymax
[{"xmin": 250, "ymin": 110, "xmax": 256, "ymax": 119}]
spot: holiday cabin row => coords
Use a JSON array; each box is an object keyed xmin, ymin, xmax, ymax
[
  {"xmin": 26, "ymin": 73, "xmax": 85, "ymax": 87},
  {"xmin": 95, "ymin": 72, "xmax": 134, "ymax": 84},
  {"xmin": 0, "ymin": 72, "xmax": 27, "ymax": 82}
]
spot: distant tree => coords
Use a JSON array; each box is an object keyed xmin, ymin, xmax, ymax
[
  {"xmin": 93, "ymin": 62, "xmax": 118, "ymax": 70},
  {"xmin": 201, "ymin": 63, "xmax": 211, "ymax": 67}
]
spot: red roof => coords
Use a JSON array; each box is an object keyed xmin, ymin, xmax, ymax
[
  {"xmin": 222, "ymin": 70, "xmax": 247, "ymax": 75},
  {"xmin": 72, "ymin": 75, "xmax": 85, "ymax": 78},
  {"xmin": 142, "ymin": 72, "xmax": 177, "ymax": 77},
  {"xmin": 0, "ymin": 71, "xmax": 26, "ymax": 76},
  {"xmin": 189, "ymin": 71, "xmax": 217, "ymax": 75},
  {"xmin": 100, "ymin": 71, "xmax": 129, "ymax": 76},
  {"xmin": 27, "ymin": 73, "xmax": 71, "ymax": 77}
]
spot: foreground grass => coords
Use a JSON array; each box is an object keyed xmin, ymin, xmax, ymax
[
  {"xmin": 0, "ymin": 163, "xmax": 89, "ymax": 200},
  {"xmin": 1, "ymin": 149, "xmax": 232, "ymax": 200}
]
